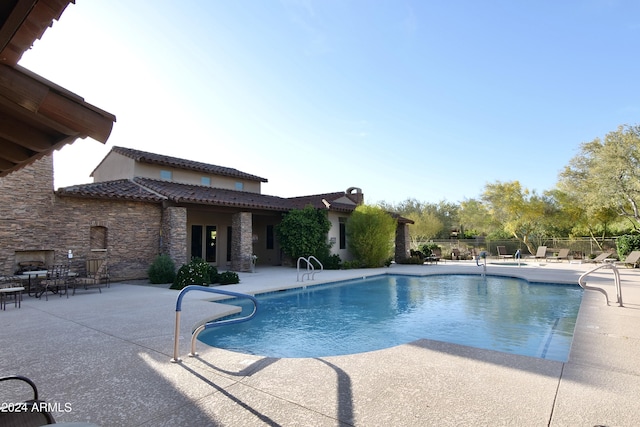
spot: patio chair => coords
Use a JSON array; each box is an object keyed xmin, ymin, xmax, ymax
[
  {"xmin": 425, "ymin": 249, "xmax": 441, "ymax": 264},
  {"xmin": 546, "ymin": 248, "xmax": 570, "ymax": 262},
  {"xmin": 585, "ymin": 252, "xmax": 614, "ymax": 263},
  {"xmin": 496, "ymin": 246, "xmax": 513, "ymax": 260},
  {"xmin": 0, "ymin": 375, "xmax": 55, "ymax": 426},
  {"xmin": 71, "ymin": 259, "xmax": 109, "ymax": 295},
  {"xmin": 532, "ymin": 246, "xmax": 547, "ymax": 260},
  {"xmin": 35, "ymin": 264, "xmax": 69, "ymax": 300},
  {"xmin": 615, "ymin": 251, "xmax": 640, "ymax": 268}
]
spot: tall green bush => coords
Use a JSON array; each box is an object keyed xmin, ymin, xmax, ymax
[
  {"xmin": 276, "ymin": 205, "xmax": 332, "ymax": 260},
  {"xmin": 616, "ymin": 234, "xmax": 640, "ymax": 259},
  {"xmin": 346, "ymin": 205, "xmax": 397, "ymax": 267},
  {"xmin": 147, "ymin": 254, "xmax": 176, "ymax": 284}
]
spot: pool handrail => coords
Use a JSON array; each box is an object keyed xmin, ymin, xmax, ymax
[
  {"xmin": 296, "ymin": 256, "xmax": 323, "ymax": 282},
  {"xmin": 577, "ymin": 263, "xmax": 623, "ymax": 307},
  {"xmin": 171, "ymin": 285, "xmax": 259, "ymax": 362}
]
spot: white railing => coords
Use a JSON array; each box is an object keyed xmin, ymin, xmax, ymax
[
  {"xmin": 578, "ymin": 263, "xmax": 623, "ymax": 307},
  {"xmin": 297, "ymin": 256, "xmax": 324, "ymax": 282}
]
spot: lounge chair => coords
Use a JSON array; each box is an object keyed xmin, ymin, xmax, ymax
[
  {"xmin": 531, "ymin": 246, "xmax": 547, "ymax": 260},
  {"xmin": 496, "ymin": 246, "xmax": 513, "ymax": 260},
  {"xmin": 615, "ymin": 251, "xmax": 640, "ymax": 268},
  {"xmin": 425, "ymin": 249, "xmax": 441, "ymax": 264},
  {"xmin": 0, "ymin": 375, "xmax": 56, "ymax": 426},
  {"xmin": 71, "ymin": 259, "xmax": 109, "ymax": 295},
  {"xmin": 546, "ymin": 248, "xmax": 570, "ymax": 262},
  {"xmin": 585, "ymin": 252, "xmax": 614, "ymax": 263}
]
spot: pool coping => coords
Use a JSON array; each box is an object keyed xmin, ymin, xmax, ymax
[{"xmin": 2, "ymin": 261, "xmax": 639, "ymax": 426}]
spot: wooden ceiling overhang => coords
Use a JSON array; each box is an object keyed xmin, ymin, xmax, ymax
[{"xmin": 0, "ymin": 0, "xmax": 116, "ymax": 178}]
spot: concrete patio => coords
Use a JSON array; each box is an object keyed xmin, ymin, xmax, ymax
[{"xmin": 1, "ymin": 261, "xmax": 639, "ymax": 426}]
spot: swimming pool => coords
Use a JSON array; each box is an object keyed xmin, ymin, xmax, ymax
[{"xmin": 198, "ymin": 274, "xmax": 583, "ymax": 361}]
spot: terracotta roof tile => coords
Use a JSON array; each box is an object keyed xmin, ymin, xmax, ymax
[
  {"xmin": 288, "ymin": 192, "xmax": 359, "ymax": 212},
  {"xmin": 134, "ymin": 178, "xmax": 292, "ymax": 211},
  {"xmin": 56, "ymin": 176, "xmax": 365, "ymax": 215},
  {"xmin": 112, "ymin": 146, "xmax": 267, "ymax": 182},
  {"xmin": 56, "ymin": 179, "xmax": 166, "ymax": 202}
]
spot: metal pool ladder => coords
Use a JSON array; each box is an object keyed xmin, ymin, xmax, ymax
[
  {"xmin": 297, "ymin": 256, "xmax": 323, "ymax": 282},
  {"xmin": 171, "ymin": 285, "xmax": 259, "ymax": 362},
  {"xmin": 578, "ymin": 263, "xmax": 623, "ymax": 307}
]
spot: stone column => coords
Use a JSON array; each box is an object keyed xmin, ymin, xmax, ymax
[
  {"xmin": 231, "ymin": 211, "xmax": 253, "ymax": 272},
  {"xmin": 162, "ymin": 206, "xmax": 187, "ymax": 268},
  {"xmin": 395, "ymin": 222, "xmax": 410, "ymax": 262}
]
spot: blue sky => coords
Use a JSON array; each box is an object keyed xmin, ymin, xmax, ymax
[{"xmin": 20, "ymin": 0, "xmax": 640, "ymax": 205}]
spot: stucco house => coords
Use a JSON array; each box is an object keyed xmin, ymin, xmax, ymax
[
  {"xmin": 66, "ymin": 146, "xmax": 412, "ymax": 275},
  {"xmin": 1, "ymin": 146, "xmax": 412, "ymax": 280}
]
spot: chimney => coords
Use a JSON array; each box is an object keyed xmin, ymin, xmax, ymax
[{"xmin": 346, "ymin": 187, "xmax": 364, "ymax": 205}]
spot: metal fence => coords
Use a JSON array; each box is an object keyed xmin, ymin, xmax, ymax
[{"xmin": 416, "ymin": 237, "xmax": 618, "ymax": 260}]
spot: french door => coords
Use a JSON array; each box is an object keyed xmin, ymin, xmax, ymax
[{"xmin": 191, "ymin": 225, "xmax": 217, "ymax": 264}]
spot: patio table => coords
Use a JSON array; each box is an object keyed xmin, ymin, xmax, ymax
[{"xmin": 16, "ymin": 270, "xmax": 48, "ymax": 296}]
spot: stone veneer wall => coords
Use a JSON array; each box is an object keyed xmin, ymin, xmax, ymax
[
  {"xmin": 161, "ymin": 206, "xmax": 187, "ymax": 268},
  {"xmin": 0, "ymin": 156, "xmax": 163, "ymax": 280},
  {"xmin": 395, "ymin": 222, "xmax": 411, "ymax": 261},
  {"xmin": 231, "ymin": 211, "xmax": 253, "ymax": 272}
]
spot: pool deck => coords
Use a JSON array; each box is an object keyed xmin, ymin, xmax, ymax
[{"xmin": 2, "ymin": 260, "xmax": 640, "ymax": 426}]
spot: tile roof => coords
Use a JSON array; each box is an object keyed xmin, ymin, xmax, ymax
[
  {"xmin": 288, "ymin": 192, "xmax": 362, "ymax": 213},
  {"xmin": 110, "ymin": 146, "xmax": 268, "ymax": 183},
  {"xmin": 55, "ymin": 179, "xmax": 166, "ymax": 202},
  {"xmin": 133, "ymin": 178, "xmax": 292, "ymax": 211},
  {"xmin": 55, "ymin": 178, "xmax": 413, "ymax": 223}
]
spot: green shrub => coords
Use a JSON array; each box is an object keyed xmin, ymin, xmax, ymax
[
  {"xmin": 341, "ymin": 259, "xmax": 365, "ymax": 269},
  {"xmin": 317, "ymin": 253, "xmax": 342, "ymax": 270},
  {"xmin": 147, "ymin": 254, "xmax": 176, "ymax": 284},
  {"xmin": 218, "ymin": 271, "xmax": 240, "ymax": 285},
  {"xmin": 616, "ymin": 234, "xmax": 640, "ymax": 259},
  {"xmin": 208, "ymin": 264, "xmax": 219, "ymax": 284},
  {"xmin": 419, "ymin": 243, "xmax": 440, "ymax": 257},
  {"xmin": 276, "ymin": 205, "xmax": 332, "ymax": 260},
  {"xmin": 346, "ymin": 205, "xmax": 397, "ymax": 267},
  {"xmin": 397, "ymin": 256, "xmax": 424, "ymax": 265},
  {"xmin": 171, "ymin": 258, "xmax": 212, "ymax": 290}
]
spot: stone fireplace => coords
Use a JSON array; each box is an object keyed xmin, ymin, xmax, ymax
[{"xmin": 14, "ymin": 250, "xmax": 55, "ymax": 274}]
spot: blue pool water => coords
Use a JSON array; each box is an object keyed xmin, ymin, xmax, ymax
[{"xmin": 198, "ymin": 274, "xmax": 583, "ymax": 361}]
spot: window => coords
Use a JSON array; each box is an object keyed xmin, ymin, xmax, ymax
[
  {"xmin": 90, "ymin": 226, "xmax": 107, "ymax": 250},
  {"xmin": 201, "ymin": 176, "xmax": 211, "ymax": 186},
  {"xmin": 266, "ymin": 225, "xmax": 274, "ymax": 250},
  {"xmin": 339, "ymin": 217, "xmax": 347, "ymax": 250},
  {"xmin": 235, "ymin": 181, "xmax": 244, "ymax": 191},
  {"xmin": 160, "ymin": 170, "xmax": 172, "ymax": 180},
  {"xmin": 191, "ymin": 225, "xmax": 203, "ymax": 259}
]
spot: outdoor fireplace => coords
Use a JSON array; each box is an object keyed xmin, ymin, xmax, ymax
[{"xmin": 14, "ymin": 250, "xmax": 55, "ymax": 274}]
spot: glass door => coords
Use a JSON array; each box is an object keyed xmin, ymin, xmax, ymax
[{"xmin": 205, "ymin": 225, "xmax": 217, "ymax": 263}]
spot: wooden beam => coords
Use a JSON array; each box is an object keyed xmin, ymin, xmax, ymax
[
  {"xmin": 0, "ymin": 112, "xmax": 54, "ymax": 150},
  {"xmin": 0, "ymin": 64, "xmax": 114, "ymax": 142},
  {"xmin": 0, "ymin": 63, "xmax": 49, "ymax": 112},
  {"xmin": 39, "ymin": 90, "xmax": 114, "ymax": 143},
  {"xmin": 0, "ymin": 156, "xmax": 17, "ymax": 172},
  {"xmin": 0, "ymin": 1, "xmax": 38, "ymax": 64},
  {"xmin": 0, "ymin": 137, "xmax": 34, "ymax": 162}
]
